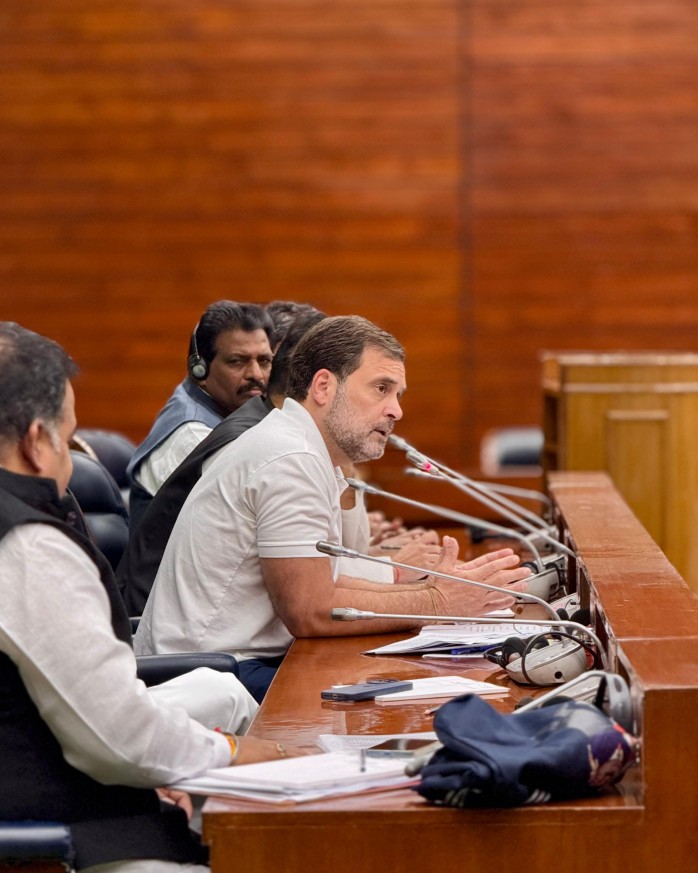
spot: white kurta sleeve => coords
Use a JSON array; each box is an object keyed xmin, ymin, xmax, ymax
[{"xmin": 0, "ymin": 524, "xmax": 231, "ymax": 787}]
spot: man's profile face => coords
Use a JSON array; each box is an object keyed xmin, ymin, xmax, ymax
[
  {"xmin": 43, "ymin": 380, "xmax": 77, "ymax": 496},
  {"xmin": 201, "ymin": 328, "xmax": 273, "ymax": 413},
  {"xmin": 324, "ymin": 347, "xmax": 406, "ymax": 464}
]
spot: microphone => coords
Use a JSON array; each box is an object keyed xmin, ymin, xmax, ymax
[
  {"xmin": 389, "ymin": 433, "xmax": 553, "ymax": 513},
  {"xmin": 347, "ymin": 476, "xmax": 567, "ymax": 596},
  {"xmin": 328, "ymin": 606, "xmax": 609, "ymax": 672},
  {"xmin": 405, "ymin": 450, "xmax": 575, "ymax": 561},
  {"xmin": 316, "ymin": 540, "xmax": 559, "ymax": 620},
  {"xmin": 404, "ymin": 465, "xmax": 551, "ymax": 509},
  {"xmin": 406, "ymin": 449, "xmax": 552, "ymax": 535},
  {"xmin": 345, "ymin": 476, "xmax": 551, "ymax": 574}
]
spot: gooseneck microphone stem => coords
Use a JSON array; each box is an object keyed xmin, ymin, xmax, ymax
[
  {"xmin": 405, "ymin": 451, "xmax": 576, "ymax": 562},
  {"xmin": 316, "ymin": 540, "xmax": 559, "ymax": 620},
  {"xmin": 405, "ymin": 466, "xmax": 550, "ymax": 509},
  {"xmin": 329, "ymin": 607, "xmax": 609, "ymax": 671},
  {"xmin": 389, "ymin": 434, "xmax": 552, "ymax": 510},
  {"xmin": 344, "ymin": 477, "xmax": 545, "ymax": 571},
  {"xmin": 406, "ymin": 449, "xmax": 551, "ymax": 538},
  {"xmin": 390, "ymin": 434, "xmax": 553, "ymax": 526},
  {"xmin": 512, "ymin": 670, "xmax": 610, "ymax": 715}
]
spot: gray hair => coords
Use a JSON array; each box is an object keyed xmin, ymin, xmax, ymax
[{"xmin": 0, "ymin": 322, "xmax": 78, "ymax": 445}]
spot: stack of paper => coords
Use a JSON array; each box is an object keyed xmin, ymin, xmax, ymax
[
  {"xmin": 171, "ymin": 751, "xmax": 418, "ymax": 804},
  {"xmin": 374, "ymin": 675, "xmax": 508, "ymax": 703},
  {"xmin": 363, "ymin": 622, "xmax": 551, "ymax": 656}
]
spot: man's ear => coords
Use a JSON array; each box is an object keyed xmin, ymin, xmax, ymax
[
  {"xmin": 19, "ymin": 420, "xmax": 47, "ymax": 474},
  {"xmin": 309, "ymin": 368, "xmax": 336, "ymax": 408}
]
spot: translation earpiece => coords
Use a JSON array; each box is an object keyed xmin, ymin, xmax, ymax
[{"xmin": 187, "ymin": 321, "xmax": 208, "ymax": 381}]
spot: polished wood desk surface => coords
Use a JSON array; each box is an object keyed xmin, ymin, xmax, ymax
[{"xmin": 203, "ymin": 472, "xmax": 698, "ymax": 872}]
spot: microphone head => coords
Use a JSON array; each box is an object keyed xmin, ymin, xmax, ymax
[
  {"xmin": 316, "ymin": 540, "xmax": 351, "ymax": 557},
  {"xmin": 404, "ymin": 467, "xmax": 430, "ymax": 478},
  {"xmin": 388, "ymin": 434, "xmax": 411, "ymax": 452},
  {"xmin": 330, "ymin": 607, "xmax": 366, "ymax": 621},
  {"xmin": 344, "ymin": 477, "xmax": 379, "ymax": 496},
  {"xmin": 405, "ymin": 449, "xmax": 438, "ymax": 475}
]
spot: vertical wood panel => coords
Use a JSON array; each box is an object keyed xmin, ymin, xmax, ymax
[
  {"xmin": 1, "ymin": 1, "xmax": 698, "ymax": 486},
  {"xmin": 470, "ymin": 0, "xmax": 698, "ymax": 450},
  {"xmin": 0, "ymin": 1, "xmax": 466, "ymax": 475}
]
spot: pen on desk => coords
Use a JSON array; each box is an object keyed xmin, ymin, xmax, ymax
[
  {"xmin": 449, "ymin": 646, "xmax": 493, "ymax": 655},
  {"xmin": 421, "ymin": 653, "xmax": 489, "ymax": 660},
  {"xmin": 360, "ymin": 748, "xmax": 366, "ymax": 773}
]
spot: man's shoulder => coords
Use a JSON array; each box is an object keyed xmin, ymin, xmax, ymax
[
  {"xmin": 213, "ymin": 396, "xmax": 271, "ymax": 440},
  {"xmin": 1, "ymin": 521, "xmax": 87, "ymax": 563}
]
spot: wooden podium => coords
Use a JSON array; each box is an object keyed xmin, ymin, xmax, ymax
[{"xmin": 542, "ymin": 351, "xmax": 698, "ymax": 591}]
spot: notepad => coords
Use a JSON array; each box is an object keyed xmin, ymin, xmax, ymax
[
  {"xmin": 374, "ymin": 675, "xmax": 509, "ymax": 703},
  {"xmin": 171, "ymin": 751, "xmax": 417, "ymax": 803}
]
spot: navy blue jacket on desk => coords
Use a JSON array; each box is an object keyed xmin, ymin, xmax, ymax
[{"xmin": 417, "ymin": 692, "xmax": 637, "ymax": 808}]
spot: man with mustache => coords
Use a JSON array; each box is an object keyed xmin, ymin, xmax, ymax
[
  {"xmin": 127, "ymin": 300, "xmax": 275, "ymax": 531},
  {"xmin": 135, "ymin": 316, "xmax": 530, "ymax": 702}
]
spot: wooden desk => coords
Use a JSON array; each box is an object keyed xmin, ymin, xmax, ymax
[{"xmin": 203, "ymin": 472, "xmax": 698, "ymax": 873}]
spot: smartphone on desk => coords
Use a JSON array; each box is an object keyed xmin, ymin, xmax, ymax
[
  {"xmin": 365, "ymin": 738, "xmax": 442, "ymax": 759},
  {"xmin": 320, "ymin": 679, "xmax": 413, "ymax": 701}
]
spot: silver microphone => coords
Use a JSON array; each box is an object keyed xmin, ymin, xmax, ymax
[
  {"xmin": 316, "ymin": 540, "xmax": 559, "ymax": 620},
  {"xmin": 388, "ymin": 433, "xmax": 552, "ymax": 512},
  {"xmin": 405, "ymin": 451, "xmax": 575, "ymax": 561},
  {"xmin": 345, "ymin": 471, "xmax": 564, "ymax": 589},
  {"xmin": 328, "ymin": 606, "xmax": 608, "ymax": 671},
  {"xmin": 344, "ymin": 476, "xmax": 547, "ymax": 572},
  {"xmin": 405, "ymin": 449, "xmax": 552, "ymax": 535}
]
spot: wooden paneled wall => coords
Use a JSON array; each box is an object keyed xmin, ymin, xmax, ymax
[{"xmin": 1, "ymin": 1, "xmax": 697, "ymax": 492}]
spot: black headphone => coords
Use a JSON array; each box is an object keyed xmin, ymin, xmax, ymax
[{"xmin": 187, "ymin": 321, "xmax": 208, "ymax": 381}]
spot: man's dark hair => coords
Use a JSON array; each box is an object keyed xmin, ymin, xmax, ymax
[
  {"xmin": 189, "ymin": 301, "xmax": 274, "ymax": 368},
  {"xmin": 0, "ymin": 322, "xmax": 78, "ymax": 444},
  {"xmin": 265, "ymin": 301, "xmax": 323, "ymax": 349},
  {"xmin": 285, "ymin": 315, "xmax": 404, "ymax": 402},
  {"xmin": 267, "ymin": 307, "xmax": 327, "ymax": 396}
]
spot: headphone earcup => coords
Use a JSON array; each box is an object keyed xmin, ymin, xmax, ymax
[
  {"xmin": 498, "ymin": 636, "xmax": 527, "ymax": 666},
  {"xmin": 188, "ymin": 353, "xmax": 208, "ymax": 381},
  {"xmin": 569, "ymin": 607, "xmax": 591, "ymax": 626},
  {"xmin": 594, "ymin": 673, "xmax": 633, "ymax": 733}
]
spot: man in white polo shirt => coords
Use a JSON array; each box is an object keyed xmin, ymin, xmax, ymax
[{"xmin": 135, "ymin": 316, "xmax": 530, "ymax": 701}]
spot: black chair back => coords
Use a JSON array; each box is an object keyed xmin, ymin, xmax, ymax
[{"xmin": 68, "ymin": 451, "xmax": 129, "ymax": 571}]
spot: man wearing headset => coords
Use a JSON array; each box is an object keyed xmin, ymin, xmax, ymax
[{"xmin": 127, "ymin": 300, "xmax": 275, "ymax": 531}]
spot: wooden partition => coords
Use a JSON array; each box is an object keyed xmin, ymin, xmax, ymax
[
  {"xmin": 542, "ymin": 352, "xmax": 698, "ymax": 591},
  {"xmin": 203, "ymin": 472, "xmax": 698, "ymax": 872},
  {"xmin": 2, "ymin": 2, "xmax": 698, "ymax": 484}
]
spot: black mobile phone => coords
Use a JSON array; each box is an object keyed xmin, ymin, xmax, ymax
[{"xmin": 320, "ymin": 678, "xmax": 413, "ymax": 701}]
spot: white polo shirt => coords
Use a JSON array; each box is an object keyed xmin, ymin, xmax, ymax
[{"xmin": 135, "ymin": 399, "xmax": 346, "ymax": 661}]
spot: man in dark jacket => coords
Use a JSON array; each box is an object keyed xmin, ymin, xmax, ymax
[{"xmin": 0, "ymin": 322, "xmax": 286, "ymax": 873}]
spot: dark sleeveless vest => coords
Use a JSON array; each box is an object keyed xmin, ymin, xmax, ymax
[
  {"xmin": 0, "ymin": 469, "xmax": 206, "ymax": 870},
  {"xmin": 117, "ymin": 396, "xmax": 273, "ymax": 615},
  {"xmin": 127, "ymin": 378, "xmax": 229, "ymax": 533}
]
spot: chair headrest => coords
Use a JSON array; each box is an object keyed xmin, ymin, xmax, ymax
[
  {"xmin": 68, "ymin": 451, "xmax": 128, "ymax": 519},
  {"xmin": 75, "ymin": 428, "xmax": 136, "ymax": 488}
]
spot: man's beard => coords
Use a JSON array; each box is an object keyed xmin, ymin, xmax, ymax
[{"xmin": 325, "ymin": 383, "xmax": 392, "ymax": 462}]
